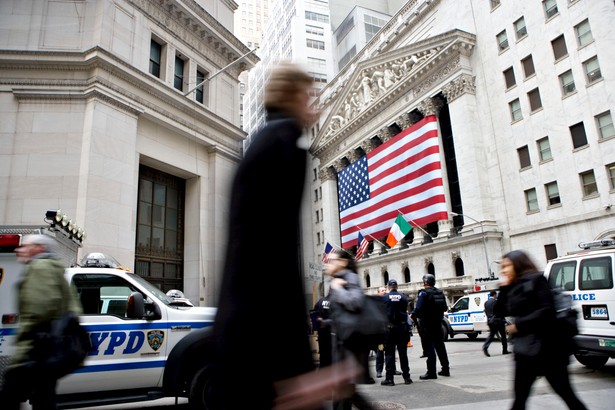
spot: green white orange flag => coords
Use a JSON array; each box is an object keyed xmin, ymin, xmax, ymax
[{"xmin": 385, "ymin": 214, "xmax": 412, "ymax": 248}]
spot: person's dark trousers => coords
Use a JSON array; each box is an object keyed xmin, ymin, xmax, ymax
[
  {"xmin": 384, "ymin": 325, "xmax": 411, "ymax": 381},
  {"xmin": 1, "ymin": 363, "xmax": 58, "ymax": 410},
  {"xmin": 30, "ymin": 379, "xmax": 58, "ymax": 410},
  {"xmin": 483, "ymin": 320, "xmax": 508, "ymax": 353},
  {"xmin": 424, "ymin": 324, "xmax": 449, "ymax": 375},
  {"xmin": 512, "ymin": 355, "xmax": 587, "ymax": 410},
  {"xmin": 375, "ymin": 348, "xmax": 384, "ymax": 375},
  {"xmin": 317, "ymin": 329, "xmax": 332, "ymax": 367},
  {"xmin": 417, "ymin": 322, "xmax": 429, "ymax": 357}
]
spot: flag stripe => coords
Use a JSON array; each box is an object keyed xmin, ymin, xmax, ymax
[
  {"xmin": 356, "ymin": 232, "xmax": 369, "ymax": 261},
  {"xmin": 338, "ymin": 116, "xmax": 447, "ymax": 248}
]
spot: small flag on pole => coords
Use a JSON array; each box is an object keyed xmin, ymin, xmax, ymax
[
  {"xmin": 356, "ymin": 232, "xmax": 370, "ymax": 261},
  {"xmin": 322, "ymin": 242, "xmax": 333, "ymax": 263},
  {"xmin": 386, "ymin": 214, "xmax": 413, "ymax": 248}
]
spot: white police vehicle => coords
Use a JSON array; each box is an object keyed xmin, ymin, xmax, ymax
[
  {"xmin": 1, "ymin": 234, "xmax": 218, "ymax": 409},
  {"xmin": 544, "ymin": 239, "xmax": 615, "ymax": 369},
  {"xmin": 442, "ymin": 289, "xmax": 492, "ymax": 341}
]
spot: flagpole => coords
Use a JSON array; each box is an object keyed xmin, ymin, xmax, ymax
[
  {"xmin": 397, "ymin": 210, "xmax": 431, "ymax": 237},
  {"xmin": 355, "ymin": 225, "xmax": 387, "ymax": 248}
]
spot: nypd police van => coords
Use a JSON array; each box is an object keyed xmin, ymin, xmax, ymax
[
  {"xmin": 544, "ymin": 239, "xmax": 615, "ymax": 369},
  {"xmin": 442, "ymin": 290, "xmax": 492, "ymax": 341},
  {"xmin": 0, "ymin": 232, "xmax": 218, "ymax": 409}
]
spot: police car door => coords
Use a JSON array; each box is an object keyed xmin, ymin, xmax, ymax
[
  {"xmin": 58, "ymin": 270, "xmax": 168, "ymax": 395},
  {"xmin": 448, "ymin": 296, "xmax": 473, "ymax": 332}
]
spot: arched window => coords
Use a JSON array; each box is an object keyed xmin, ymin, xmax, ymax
[
  {"xmin": 365, "ymin": 273, "xmax": 371, "ymax": 288},
  {"xmin": 404, "ymin": 266, "xmax": 410, "ymax": 282},
  {"xmin": 383, "ymin": 270, "xmax": 389, "ymax": 286},
  {"xmin": 455, "ymin": 258, "xmax": 465, "ymax": 277},
  {"xmin": 427, "ymin": 263, "xmax": 435, "ymax": 276}
]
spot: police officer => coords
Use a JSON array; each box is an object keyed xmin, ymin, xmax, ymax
[
  {"xmin": 381, "ymin": 279, "xmax": 412, "ymax": 386},
  {"xmin": 412, "ymin": 274, "xmax": 450, "ymax": 380}
]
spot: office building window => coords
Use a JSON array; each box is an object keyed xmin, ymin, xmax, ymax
[
  {"xmin": 545, "ymin": 181, "xmax": 561, "ymax": 206},
  {"xmin": 503, "ymin": 67, "xmax": 516, "ymax": 89},
  {"xmin": 525, "ymin": 188, "xmax": 539, "ymax": 212},
  {"xmin": 570, "ymin": 122, "xmax": 588, "ymax": 148},
  {"xmin": 149, "ymin": 39, "xmax": 162, "ymax": 78},
  {"xmin": 514, "ymin": 17, "xmax": 527, "ymax": 40},
  {"xmin": 607, "ymin": 163, "xmax": 615, "ymax": 190},
  {"xmin": 306, "ymin": 39, "xmax": 325, "ymax": 50},
  {"xmin": 528, "ymin": 88, "xmax": 542, "ymax": 112},
  {"xmin": 537, "ymin": 137, "xmax": 553, "ymax": 161},
  {"xmin": 174, "ymin": 56, "xmax": 184, "ymax": 91},
  {"xmin": 543, "ymin": 0, "xmax": 558, "ymax": 19},
  {"xmin": 509, "ymin": 99, "xmax": 522, "ymax": 122},
  {"xmin": 559, "ymin": 70, "xmax": 576, "ymax": 96},
  {"xmin": 306, "ymin": 25, "xmax": 324, "ymax": 36},
  {"xmin": 596, "ymin": 111, "xmax": 615, "ymax": 140},
  {"xmin": 583, "ymin": 56, "xmax": 602, "ymax": 84},
  {"xmin": 305, "ymin": 11, "xmax": 329, "ymax": 24},
  {"xmin": 521, "ymin": 55, "xmax": 535, "ymax": 78},
  {"xmin": 517, "ymin": 145, "xmax": 531, "ymax": 169},
  {"xmin": 496, "ymin": 30, "xmax": 509, "ymax": 52},
  {"xmin": 580, "ymin": 170, "xmax": 598, "ymax": 197},
  {"xmin": 195, "ymin": 69, "xmax": 208, "ymax": 105},
  {"xmin": 365, "ymin": 15, "xmax": 387, "ymax": 42},
  {"xmin": 309, "ymin": 72, "xmax": 328, "ymax": 84},
  {"xmin": 308, "ymin": 57, "xmax": 326, "ymax": 68},
  {"xmin": 575, "ymin": 19, "xmax": 593, "ymax": 47},
  {"xmin": 545, "ymin": 244, "xmax": 558, "ymax": 261},
  {"xmin": 551, "ymin": 35, "xmax": 568, "ymax": 60}
]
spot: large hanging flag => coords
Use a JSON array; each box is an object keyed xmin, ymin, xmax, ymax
[
  {"xmin": 337, "ymin": 115, "xmax": 448, "ymax": 248},
  {"xmin": 322, "ymin": 242, "xmax": 334, "ymax": 263},
  {"xmin": 386, "ymin": 214, "xmax": 413, "ymax": 248},
  {"xmin": 355, "ymin": 232, "xmax": 370, "ymax": 261}
]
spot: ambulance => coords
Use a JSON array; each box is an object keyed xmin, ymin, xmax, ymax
[
  {"xmin": 544, "ymin": 239, "xmax": 615, "ymax": 369},
  {"xmin": 442, "ymin": 280, "xmax": 499, "ymax": 341},
  {"xmin": 0, "ymin": 228, "xmax": 218, "ymax": 409}
]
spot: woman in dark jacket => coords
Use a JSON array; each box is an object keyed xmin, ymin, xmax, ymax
[{"xmin": 496, "ymin": 250, "xmax": 587, "ymax": 410}]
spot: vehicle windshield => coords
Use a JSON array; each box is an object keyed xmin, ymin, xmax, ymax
[{"xmin": 129, "ymin": 274, "xmax": 182, "ymax": 306}]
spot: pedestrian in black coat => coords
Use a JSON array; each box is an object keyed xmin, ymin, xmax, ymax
[{"xmin": 496, "ymin": 250, "xmax": 587, "ymax": 410}]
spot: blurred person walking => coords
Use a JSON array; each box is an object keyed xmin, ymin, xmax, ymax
[
  {"xmin": 212, "ymin": 63, "xmax": 358, "ymax": 410},
  {"xmin": 496, "ymin": 250, "xmax": 588, "ymax": 410},
  {"xmin": 482, "ymin": 290, "xmax": 510, "ymax": 357},
  {"xmin": 411, "ymin": 274, "xmax": 450, "ymax": 380},
  {"xmin": 0, "ymin": 234, "xmax": 82, "ymax": 410},
  {"xmin": 326, "ymin": 249, "xmax": 375, "ymax": 410}
]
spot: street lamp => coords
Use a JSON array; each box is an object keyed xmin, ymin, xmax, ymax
[{"xmin": 450, "ymin": 211, "xmax": 490, "ymax": 278}]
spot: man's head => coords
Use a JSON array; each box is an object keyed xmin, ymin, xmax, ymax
[
  {"xmin": 387, "ymin": 279, "xmax": 398, "ymax": 290},
  {"xmin": 422, "ymin": 274, "xmax": 436, "ymax": 288},
  {"xmin": 378, "ymin": 286, "xmax": 387, "ymax": 295},
  {"xmin": 15, "ymin": 234, "xmax": 53, "ymax": 263},
  {"xmin": 490, "ymin": 290, "xmax": 497, "ymax": 297}
]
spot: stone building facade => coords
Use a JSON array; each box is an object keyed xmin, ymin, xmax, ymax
[{"xmin": 309, "ymin": 0, "xmax": 615, "ymax": 304}]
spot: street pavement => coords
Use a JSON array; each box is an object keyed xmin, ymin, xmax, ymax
[{"xmin": 58, "ymin": 334, "xmax": 615, "ymax": 410}]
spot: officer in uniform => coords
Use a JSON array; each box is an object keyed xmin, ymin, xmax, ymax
[
  {"xmin": 381, "ymin": 279, "xmax": 412, "ymax": 386},
  {"xmin": 412, "ymin": 274, "xmax": 450, "ymax": 380}
]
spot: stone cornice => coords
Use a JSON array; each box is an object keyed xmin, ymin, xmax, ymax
[{"xmin": 0, "ymin": 47, "xmax": 245, "ymax": 158}]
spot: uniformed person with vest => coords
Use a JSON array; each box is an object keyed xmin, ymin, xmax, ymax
[
  {"xmin": 411, "ymin": 274, "xmax": 450, "ymax": 380},
  {"xmin": 381, "ymin": 279, "xmax": 413, "ymax": 386}
]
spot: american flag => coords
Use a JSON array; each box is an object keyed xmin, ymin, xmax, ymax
[
  {"xmin": 321, "ymin": 242, "xmax": 333, "ymax": 263},
  {"xmin": 337, "ymin": 115, "xmax": 448, "ymax": 248},
  {"xmin": 355, "ymin": 232, "xmax": 370, "ymax": 261}
]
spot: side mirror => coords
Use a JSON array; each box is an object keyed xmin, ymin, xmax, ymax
[{"xmin": 126, "ymin": 292, "xmax": 145, "ymax": 319}]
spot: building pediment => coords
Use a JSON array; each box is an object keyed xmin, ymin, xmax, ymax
[{"xmin": 310, "ymin": 29, "xmax": 475, "ymax": 159}]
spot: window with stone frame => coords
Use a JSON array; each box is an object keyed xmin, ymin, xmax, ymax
[
  {"xmin": 173, "ymin": 55, "xmax": 185, "ymax": 91},
  {"xmin": 517, "ymin": 145, "xmax": 531, "ymax": 169},
  {"xmin": 559, "ymin": 70, "xmax": 576, "ymax": 96},
  {"xmin": 580, "ymin": 170, "xmax": 598, "ymax": 197},
  {"xmin": 503, "ymin": 66, "xmax": 516, "ymax": 89},
  {"xmin": 545, "ymin": 243, "xmax": 558, "ymax": 261},
  {"xmin": 525, "ymin": 188, "xmax": 539, "ymax": 212},
  {"xmin": 509, "ymin": 99, "xmax": 522, "ymax": 122},
  {"xmin": 543, "ymin": 0, "xmax": 558, "ymax": 19},
  {"xmin": 195, "ymin": 68, "xmax": 209, "ymax": 105},
  {"xmin": 521, "ymin": 55, "xmax": 535, "ymax": 78},
  {"xmin": 607, "ymin": 163, "xmax": 615, "ymax": 190},
  {"xmin": 583, "ymin": 56, "xmax": 602, "ymax": 84},
  {"xmin": 528, "ymin": 88, "xmax": 542, "ymax": 112},
  {"xmin": 596, "ymin": 111, "xmax": 615, "ymax": 140},
  {"xmin": 514, "ymin": 16, "xmax": 528, "ymax": 40},
  {"xmin": 149, "ymin": 38, "xmax": 163, "ymax": 78},
  {"xmin": 570, "ymin": 122, "xmax": 588, "ymax": 149},
  {"xmin": 551, "ymin": 35, "xmax": 568, "ymax": 61},
  {"xmin": 496, "ymin": 30, "xmax": 509, "ymax": 52},
  {"xmin": 537, "ymin": 137, "xmax": 553, "ymax": 161},
  {"xmin": 545, "ymin": 181, "xmax": 561, "ymax": 206},
  {"xmin": 575, "ymin": 19, "xmax": 593, "ymax": 47}
]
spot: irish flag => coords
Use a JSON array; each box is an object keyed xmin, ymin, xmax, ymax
[{"xmin": 386, "ymin": 214, "xmax": 412, "ymax": 248}]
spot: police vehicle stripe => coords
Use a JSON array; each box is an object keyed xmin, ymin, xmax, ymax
[
  {"xmin": 82, "ymin": 321, "xmax": 213, "ymax": 332},
  {"xmin": 73, "ymin": 360, "xmax": 167, "ymax": 373}
]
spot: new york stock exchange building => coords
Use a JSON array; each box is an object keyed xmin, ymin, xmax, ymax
[{"xmin": 307, "ymin": 0, "xmax": 615, "ymax": 306}]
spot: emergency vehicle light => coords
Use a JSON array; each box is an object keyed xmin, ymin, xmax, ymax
[
  {"xmin": 578, "ymin": 239, "xmax": 615, "ymax": 249},
  {"xmin": 0, "ymin": 234, "xmax": 22, "ymax": 248},
  {"xmin": 80, "ymin": 253, "xmax": 123, "ymax": 268}
]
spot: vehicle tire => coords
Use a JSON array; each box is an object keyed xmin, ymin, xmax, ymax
[
  {"xmin": 574, "ymin": 354, "xmax": 609, "ymax": 369},
  {"xmin": 189, "ymin": 365, "xmax": 217, "ymax": 410},
  {"xmin": 441, "ymin": 322, "xmax": 449, "ymax": 341},
  {"xmin": 467, "ymin": 332, "xmax": 479, "ymax": 340}
]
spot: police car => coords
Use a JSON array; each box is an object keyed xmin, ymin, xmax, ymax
[
  {"xmin": 1, "ymin": 245, "xmax": 218, "ymax": 409},
  {"xmin": 544, "ymin": 239, "xmax": 615, "ymax": 369},
  {"xmin": 442, "ymin": 289, "xmax": 492, "ymax": 341}
]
